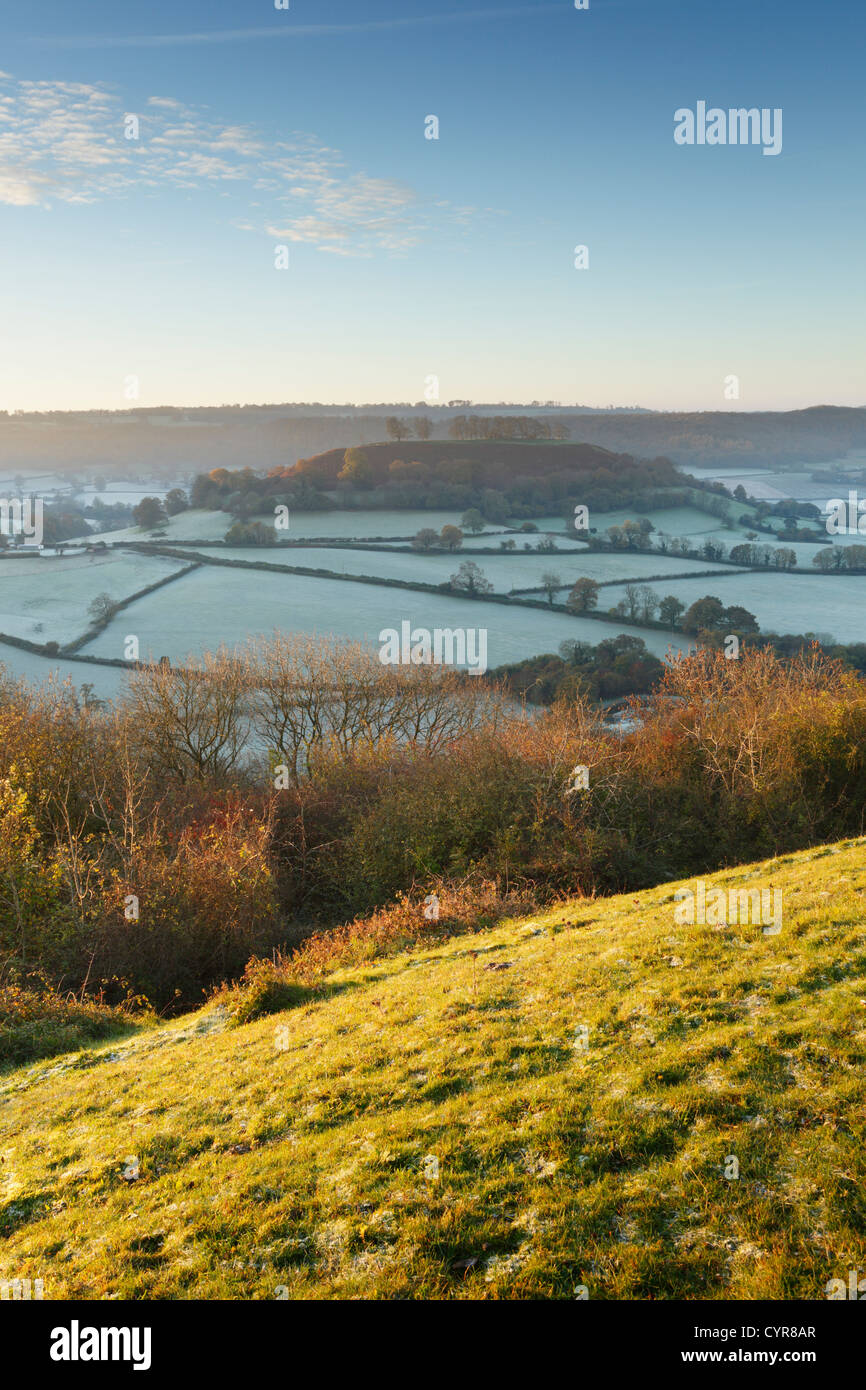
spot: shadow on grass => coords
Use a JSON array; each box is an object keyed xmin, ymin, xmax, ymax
[{"xmin": 0, "ymin": 1018, "xmax": 145, "ymax": 1077}]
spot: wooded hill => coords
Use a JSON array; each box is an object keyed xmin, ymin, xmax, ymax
[
  {"xmin": 285, "ymin": 438, "xmax": 629, "ymax": 482},
  {"xmin": 281, "ymin": 439, "xmax": 687, "ymax": 498}
]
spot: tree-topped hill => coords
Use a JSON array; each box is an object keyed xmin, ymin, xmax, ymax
[
  {"xmin": 279, "ymin": 438, "xmax": 669, "ymax": 490},
  {"xmin": 188, "ymin": 439, "xmax": 707, "ymax": 521}
]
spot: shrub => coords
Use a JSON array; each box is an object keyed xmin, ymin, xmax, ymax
[
  {"xmin": 0, "ymin": 980, "xmax": 145, "ymax": 1067},
  {"xmin": 219, "ymin": 877, "xmax": 537, "ymax": 1025},
  {"xmin": 3, "ymin": 640, "xmax": 866, "ymax": 1019},
  {"xmin": 93, "ymin": 798, "xmax": 282, "ymax": 1010},
  {"xmin": 226, "ymin": 958, "xmax": 313, "ymax": 1026}
]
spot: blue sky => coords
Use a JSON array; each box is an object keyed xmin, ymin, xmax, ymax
[{"xmin": 0, "ymin": 0, "xmax": 863, "ymax": 412}]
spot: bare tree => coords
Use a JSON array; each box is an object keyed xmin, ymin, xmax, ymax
[
  {"xmin": 450, "ymin": 561, "xmax": 493, "ymax": 596},
  {"xmin": 242, "ymin": 634, "xmax": 503, "ymax": 784},
  {"xmin": 541, "ymin": 571, "xmax": 562, "ymax": 605},
  {"xmin": 88, "ymin": 593, "xmax": 117, "ymax": 623},
  {"xmin": 125, "ymin": 650, "xmax": 249, "ymax": 783}
]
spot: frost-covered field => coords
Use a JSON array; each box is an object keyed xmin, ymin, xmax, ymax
[
  {"xmin": 176, "ymin": 545, "xmax": 743, "ymax": 593},
  {"xmin": 0, "ymin": 551, "xmax": 187, "ymax": 644},
  {"xmin": 77, "ymin": 507, "xmax": 485, "ymax": 546},
  {"xmin": 489, "ymin": 550, "xmax": 741, "ymax": 591},
  {"xmin": 686, "ymin": 458, "xmax": 866, "ymax": 504},
  {"xmin": 76, "ymin": 500, "xmax": 766, "ymax": 551},
  {"xmin": 81, "ymin": 565, "xmax": 679, "ymax": 667},
  {"xmin": 586, "ymin": 505, "xmax": 729, "ymax": 538},
  {"xmin": 77, "ymin": 485, "xmax": 178, "ymax": 507},
  {"xmin": 590, "ymin": 504, "xmax": 865, "ymax": 567},
  {"xmin": 602, "ymin": 572, "xmax": 866, "ymax": 642},
  {"xmin": 0, "ymin": 471, "xmax": 72, "ymax": 492},
  {"xmin": 754, "ymin": 533, "xmax": 866, "ymax": 565},
  {"xmin": 0, "ymin": 646, "xmax": 127, "ymax": 701},
  {"xmin": 3, "ymin": 491, "xmax": 864, "ymax": 700},
  {"xmin": 76, "ymin": 502, "xmax": 862, "ymax": 568},
  {"xmin": 280, "ymin": 509, "xmax": 480, "ymax": 539},
  {"xmin": 73, "ymin": 509, "xmax": 234, "ymax": 544}
]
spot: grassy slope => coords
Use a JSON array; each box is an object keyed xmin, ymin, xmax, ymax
[{"xmin": 2, "ymin": 839, "xmax": 865, "ymax": 1301}]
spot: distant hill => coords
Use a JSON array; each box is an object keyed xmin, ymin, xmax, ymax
[
  {"xmin": 1, "ymin": 405, "xmax": 864, "ymax": 475},
  {"xmin": 548, "ymin": 406, "xmax": 866, "ymax": 470}
]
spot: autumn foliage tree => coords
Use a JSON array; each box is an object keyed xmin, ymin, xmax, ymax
[{"xmin": 567, "ymin": 577, "xmax": 600, "ymax": 612}]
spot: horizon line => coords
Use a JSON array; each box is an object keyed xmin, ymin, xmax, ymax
[{"xmin": 1, "ymin": 402, "xmax": 861, "ymax": 418}]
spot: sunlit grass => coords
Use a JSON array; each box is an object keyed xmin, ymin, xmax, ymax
[{"xmin": 1, "ymin": 838, "xmax": 865, "ymax": 1300}]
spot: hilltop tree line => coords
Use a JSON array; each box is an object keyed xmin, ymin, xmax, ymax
[{"xmin": 381, "ymin": 414, "xmax": 569, "ymax": 442}]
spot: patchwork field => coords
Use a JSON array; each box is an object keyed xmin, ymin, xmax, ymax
[
  {"xmin": 0, "ymin": 489, "xmax": 862, "ymax": 698},
  {"xmin": 172, "ymin": 545, "xmax": 739, "ymax": 594},
  {"xmin": 76, "ymin": 508, "xmax": 500, "ymax": 547},
  {"xmin": 602, "ymin": 572, "xmax": 866, "ymax": 643},
  {"xmin": 79, "ymin": 565, "xmax": 679, "ymax": 666},
  {"xmin": 72, "ymin": 510, "xmax": 235, "ymax": 545},
  {"xmin": 276, "ymin": 509, "xmax": 495, "ymax": 540},
  {"xmin": 0, "ymin": 551, "xmax": 188, "ymax": 645}
]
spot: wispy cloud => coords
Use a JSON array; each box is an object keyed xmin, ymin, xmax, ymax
[
  {"xmin": 0, "ymin": 74, "xmax": 459, "ymax": 254},
  {"xmin": 31, "ymin": 6, "xmax": 561, "ymax": 49}
]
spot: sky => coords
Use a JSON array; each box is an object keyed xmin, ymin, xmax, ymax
[{"xmin": 0, "ymin": 0, "xmax": 863, "ymax": 413}]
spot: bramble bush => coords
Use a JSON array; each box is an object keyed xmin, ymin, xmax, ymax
[{"xmin": 1, "ymin": 639, "xmax": 864, "ymax": 1016}]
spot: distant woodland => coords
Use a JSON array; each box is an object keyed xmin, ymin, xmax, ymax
[{"xmin": 1, "ymin": 404, "xmax": 864, "ymax": 473}]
